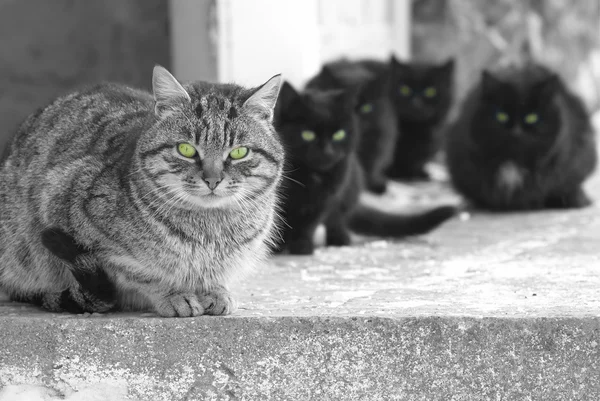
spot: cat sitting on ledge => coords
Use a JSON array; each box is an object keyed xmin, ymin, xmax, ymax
[{"xmin": 0, "ymin": 66, "xmax": 285, "ymax": 317}]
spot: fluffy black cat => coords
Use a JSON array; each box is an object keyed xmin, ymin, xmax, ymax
[
  {"xmin": 274, "ymin": 82, "xmax": 457, "ymax": 255},
  {"xmin": 378, "ymin": 57, "xmax": 455, "ymax": 180},
  {"xmin": 305, "ymin": 60, "xmax": 398, "ymax": 194},
  {"xmin": 446, "ymin": 63, "xmax": 597, "ymax": 210}
]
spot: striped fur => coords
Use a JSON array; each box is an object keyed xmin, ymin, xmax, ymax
[{"xmin": 0, "ymin": 66, "xmax": 284, "ymax": 317}]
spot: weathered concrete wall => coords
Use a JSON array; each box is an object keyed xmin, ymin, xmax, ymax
[
  {"xmin": 169, "ymin": 0, "xmax": 218, "ymax": 83},
  {"xmin": 1, "ymin": 313, "xmax": 599, "ymax": 400},
  {"xmin": 0, "ymin": 0, "xmax": 170, "ymax": 155}
]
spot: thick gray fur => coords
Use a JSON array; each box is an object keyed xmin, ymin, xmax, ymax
[{"xmin": 0, "ymin": 66, "xmax": 284, "ymax": 317}]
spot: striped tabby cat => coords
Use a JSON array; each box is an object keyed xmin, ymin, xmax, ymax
[{"xmin": 0, "ymin": 66, "xmax": 284, "ymax": 317}]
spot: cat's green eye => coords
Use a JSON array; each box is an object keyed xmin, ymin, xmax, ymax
[
  {"xmin": 496, "ymin": 111, "xmax": 509, "ymax": 124},
  {"xmin": 332, "ymin": 129, "xmax": 346, "ymax": 141},
  {"xmin": 424, "ymin": 87, "xmax": 437, "ymax": 98},
  {"xmin": 360, "ymin": 103, "xmax": 373, "ymax": 114},
  {"xmin": 399, "ymin": 85, "xmax": 412, "ymax": 96},
  {"xmin": 177, "ymin": 143, "xmax": 197, "ymax": 158},
  {"xmin": 229, "ymin": 146, "xmax": 249, "ymax": 160},
  {"xmin": 524, "ymin": 113, "xmax": 539, "ymax": 125},
  {"xmin": 301, "ymin": 130, "xmax": 316, "ymax": 142}
]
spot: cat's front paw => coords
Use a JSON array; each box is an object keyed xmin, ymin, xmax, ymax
[
  {"xmin": 198, "ymin": 289, "xmax": 237, "ymax": 316},
  {"xmin": 366, "ymin": 178, "xmax": 387, "ymax": 194},
  {"xmin": 326, "ymin": 229, "xmax": 351, "ymax": 247},
  {"xmin": 155, "ymin": 292, "xmax": 204, "ymax": 317}
]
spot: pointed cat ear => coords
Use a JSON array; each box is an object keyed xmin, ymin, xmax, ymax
[
  {"xmin": 390, "ymin": 55, "xmax": 411, "ymax": 76},
  {"xmin": 152, "ymin": 65, "xmax": 191, "ymax": 118},
  {"xmin": 243, "ymin": 74, "xmax": 283, "ymax": 122},
  {"xmin": 392, "ymin": 55, "xmax": 410, "ymax": 67},
  {"xmin": 275, "ymin": 81, "xmax": 308, "ymax": 122},
  {"xmin": 278, "ymin": 81, "xmax": 300, "ymax": 105},
  {"xmin": 534, "ymin": 74, "xmax": 560, "ymax": 98}
]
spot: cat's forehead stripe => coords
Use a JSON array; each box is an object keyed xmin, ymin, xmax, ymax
[
  {"xmin": 191, "ymin": 94, "xmax": 243, "ymax": 148},
  {"xmin": 228, "ymin": 122, "xmax": 235, "ymax": 147},
  {"xmin": 194, "ymin": 95, "xmax": 235, "ymax": 116}
]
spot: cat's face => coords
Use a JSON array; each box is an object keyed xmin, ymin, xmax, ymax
[
  {"xmin": 389, "ymin": 57, "xmax": 454, "ymax": 122},
  {"xmin": 137, "ymin": 66, "xmax": 284, "ymax": 210},
  {"xmin": 275, "ymin": 82, "xmax": 357, "ymax": 172},
  {"xmin": 471, "ymin": 69, "xmax": 561, "ymax": 154}
]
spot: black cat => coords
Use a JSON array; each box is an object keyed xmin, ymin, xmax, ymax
[
  {"xmin": 305, "ymin": 60, "xmax": 398, "ymax": 194},
  {"xmin": 274, "ymin": 81, "xmax": 457, "ymax": 255},
  {"xmin": 375, "ymin": 57, "xmax": 455, "ymax": 180},
  {"xmin": 446, "ymin": 63, "xmax": 597, "ymax": 210}
]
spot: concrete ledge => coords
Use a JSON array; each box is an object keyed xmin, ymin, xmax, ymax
[{"xmin": 1, "ymin": 314, "xmax": 599, "ymax": 400}]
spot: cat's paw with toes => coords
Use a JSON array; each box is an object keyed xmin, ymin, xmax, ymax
[
  {"xmin": 156, "ymin": 292, "xmax": 204, "ymax": 317},
  {"xmin": 198, "ymin": 289, "xmax": 237, "ymax": 316}
]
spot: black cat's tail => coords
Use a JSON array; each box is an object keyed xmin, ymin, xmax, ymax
[
  {"xmin": 348, "ymin": 204, "xmax": 457, "ymax": 237},
  {"xmin": 40, "ymin": 227, "xmax": 117, "ymax": 314}
]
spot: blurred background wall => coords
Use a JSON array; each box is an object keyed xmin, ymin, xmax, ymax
[
  {"xmin": 0, "ymin": 0, "xmax": 598, "ymax": 156},
  {"xmin": 171, "ymin": 0, "xmax": 410, "ymax": 88},
  {"xmin": 0, "ymin": 0, "xmax": 170, "ymax": 154}
]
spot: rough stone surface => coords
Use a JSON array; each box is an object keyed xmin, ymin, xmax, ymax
[{"xmin": 1, "ymin": 315, "xmax": 599, "ymax": 401}]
